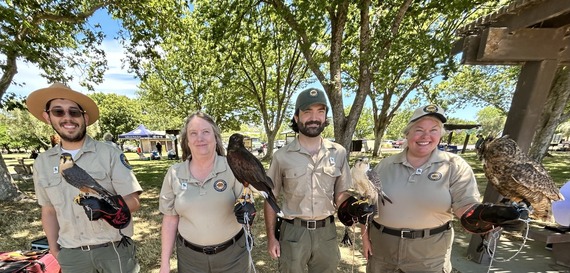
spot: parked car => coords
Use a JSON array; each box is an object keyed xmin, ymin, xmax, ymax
[
  {"xmin": 275, "ymin": 140, "xmax": 286, "ymax": 149},
  {"xmin": 392, "ymin": 139, "xmax": 405, "ymax": 148}
]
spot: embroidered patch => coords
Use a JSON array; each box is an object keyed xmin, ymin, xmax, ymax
[
  {"xmin": 428, "ymin": 172, "xmax": 442, "ymax": 181},
  {"xmin": 423, "ymin": 104, "xmax": 439, "ymax": 114},
  {"xmin": 214, "ymin": 179, "xmax": 227, "ymax": 192},
  {"xmin": 120, "ymin": 154, "xmax": 133, "ymax": 170}
]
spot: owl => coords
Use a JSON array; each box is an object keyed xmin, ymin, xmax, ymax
[{"xmin": 480, "ymin": 135, "xmax": 564, "ymax": 222}]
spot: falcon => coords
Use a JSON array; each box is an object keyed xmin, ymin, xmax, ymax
[
  {"xmin": 350, "ymin": 157, "xmax": 392, "ymax": 206},
  {"xmin": 59, "ymin": 153, "xmax": 119, "ymax": 209},
  {"xmin": 480, "ymin": 135, "xmax": 564, "ymax": 222},
  {"xmin": 227, "ymin": 133, "xmax": 284, "ymax": 217}
]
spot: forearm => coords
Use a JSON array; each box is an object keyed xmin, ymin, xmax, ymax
[
  {"xmin": 123, "ymin": 192, "xmax": 141, "ymax": 213},
  {"xmin": 41, "ymin": 206, "xmax": 60, "ymax": 254},
  {"xmin": 160, "ymin": 215, "xmax": 179, "ymax": 263},
  {"xmin": 264, "ymin": 200, "xmax": 277, "ymax": 238},
  {"xmin": 335, "ymin": 191, "xmax": 352, "ymax": 208}
]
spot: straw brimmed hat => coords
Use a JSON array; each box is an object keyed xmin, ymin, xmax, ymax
[{"xmin": 26, "ymin": 83, "xmax": 99, "ymax": 126}]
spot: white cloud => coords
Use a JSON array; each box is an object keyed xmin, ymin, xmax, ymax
[{"xmin": 6, "ymin": 39, "xmax": 140, "ymax": 99}]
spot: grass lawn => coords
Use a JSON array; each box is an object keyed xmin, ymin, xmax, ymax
[{"xmin": 1, "ymin": 150, "xmax": 568, "ymax": 272}]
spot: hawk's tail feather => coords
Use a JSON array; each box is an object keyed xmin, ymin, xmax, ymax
[{"xmin": 266, "ymin": 195, "xmax": 284, "ymax": 218}]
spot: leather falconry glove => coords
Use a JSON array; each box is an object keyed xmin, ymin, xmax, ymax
[
  {"xmin": 234, "ymin": 201, "xmax": 256, "ymax": 225},
  {"xmin": 461, "ymin": 202, "xmax": 529, "ymax": 234},
  {"xmin": 78, "ymin": 195, "xmax": 131, "ymax": 229},
  {"xmin": 338, "ymin": 196, "xmax": 376, "ymax": 226}
]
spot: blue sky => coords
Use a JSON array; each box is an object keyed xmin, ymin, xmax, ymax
[{"xmin": 5, "ymin": 9, "xmax": 480, "ymax": 121}]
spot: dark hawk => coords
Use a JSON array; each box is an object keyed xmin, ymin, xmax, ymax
[
  {"xmin": 227, "ymin": 133, "xmax": 283, "ymax": 217},
  {"xmin": 59, "ymin": 153, "xmax": 120, "ymax": 209},
  {"xmin": 479, "ymin": 135, "xmax": 564, "ymax": 222}
]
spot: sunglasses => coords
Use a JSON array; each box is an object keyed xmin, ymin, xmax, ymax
[{"xmin": 45, "ymin": 108, "xmax": 85, "ymax": 118}]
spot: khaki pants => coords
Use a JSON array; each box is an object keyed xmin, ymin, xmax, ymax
[
  {"xmin": 366, "ymin": 225, "xmax": 454, "ymax": 273},
  {"xmin": 278, "ymin": 220, "xmax": 341, "ymax": 273},
  {"xmin": 176, "ymin": 232, "xmax": 251, "ymax": 273},
  {"xmin": 58, "ymin": 240, "xmax": 139, "ymax": 273}
]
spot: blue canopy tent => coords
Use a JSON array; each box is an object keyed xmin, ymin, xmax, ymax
[{"xmin": 118, "ymin": 125, "xmax": 166, "ymax": 154}]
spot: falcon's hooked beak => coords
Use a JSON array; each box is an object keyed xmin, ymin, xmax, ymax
[{"xmin": 59, "ymin": 153, "xmax": 74, "ymax": 173}]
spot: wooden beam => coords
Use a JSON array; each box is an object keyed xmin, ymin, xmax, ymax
[
  {"xmin": 491, "ymin": 0, "xmax": 570, "ymax": 29},
  {"xmin": 478, "ymin": 28, "xmax": 566, "ymax": 62},
  {"xmin": 466, "ymin": 60, "xmax": 559, "ymax": 264},
  {"xmin": 503, "ymin": 60, "xmax": 559, "ymax": 151}
]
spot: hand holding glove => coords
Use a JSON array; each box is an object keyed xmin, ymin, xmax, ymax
[
  {"xmin": 338, "ymin": 196, "xmax": 376, "ymax": 226},
  {"xmin": 77, "ymin": 195, "xmax": 131, "ymax": 229},
  {"xmin": 234, "ymin": 201, "xmax": 256, "ymax": 225},
  {"xmin": 461, "ymin": 202, "xmax": 529, "ymax": 234}
]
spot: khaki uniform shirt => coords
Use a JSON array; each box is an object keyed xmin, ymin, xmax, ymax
[
  {"xmin": 268, "ymin": 137, "xmax": 352, "ymax": 220},
  {"xmin": 372, "ymin": 149, "xmax": 480, "ymax": 229},
  {"xmin": 33, "ymin": 136, "xmax": 143, "ymax": 248},
  {"xmin": 159, "ymin": 155, "xmax": 243, "ymax": 245}
]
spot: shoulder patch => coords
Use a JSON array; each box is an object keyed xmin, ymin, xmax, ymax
[{"xmin": 120, "ymin": 154, "xmax": 133, "ymax": 170}]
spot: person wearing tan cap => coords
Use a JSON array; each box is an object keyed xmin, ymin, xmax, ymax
[
  {"xmin": 363, "ymin": 104, "xmax": 528, "ymax": 272},
  {"xmin": 263, "ymin": 88, "xmax": 373, "ymax": 272},
  {"xmin": 27, "ymin": 83, "xmax": 143, "ymax": 273}
]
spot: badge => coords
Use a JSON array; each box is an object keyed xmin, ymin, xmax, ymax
[
  {"xmin": 120, "ymin": 154, "xmax": 132, "ymax": 170},
  {"xmin": 53, "ymin": 166, "xmax": 59, "ymax": 174},
  {"xmin": 329, "ymin": 157, "xmax": 335, "ymax": 166},
  {"xmin": 181, "ymin": 179, "xmax": 188, "ymax": 190},
  {"xmin": 428, "ymin": 172, "xmax": 443, "ymax": 181},
  {"xmin": 214, "ymin": 179, "xmax": 227, "ymax": 192}
]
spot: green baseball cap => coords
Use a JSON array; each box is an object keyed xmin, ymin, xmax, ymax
[{"xmin": 295, "ymin": 88, "xmax": 328, "ymax": 111}]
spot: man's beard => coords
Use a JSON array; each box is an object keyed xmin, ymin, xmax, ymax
[
  {"xmin": 298, "ymin": 120, "xmax": 326, "ymax": 137},
  {"xmin": 52, "ymin": 123, "xmax": 87, "ymax": 143}
]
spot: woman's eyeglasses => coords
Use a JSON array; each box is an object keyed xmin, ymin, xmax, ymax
[{"xmin": 45, "ymin": 108, "xmax": 85, "ymax": 118}]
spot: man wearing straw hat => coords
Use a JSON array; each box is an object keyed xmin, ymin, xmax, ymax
[{"xmin": 27, "ymin": 83, "xmax": 142, "ymax": 273}]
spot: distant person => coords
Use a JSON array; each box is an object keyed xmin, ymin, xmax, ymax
[
  {"xmin": 475, "ymin": 134, "xmax": 484, "ymax": 151},
  {"xmin": 156, "ymin": 142, "xmax": 163, "ymax": 156},
  {"xmin": 26, "ymin": 82, "xmax": 143, "ymax": 272},
  {"xmin": 50, "ymin": 134, "xmax": 60, "ymax": 147},
  {"xmin": 30, "ymin": 150, "xmax": 39, "ymax": 159},
  {"xmin": 103, "ymin": 132, "xmax": 120, "ymax": 150}
]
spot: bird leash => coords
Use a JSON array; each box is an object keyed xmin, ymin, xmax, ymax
[
  {"xmin": 483, "ymin": 216, "xmax": 531, "ymax": 273},
  {"xmin": 344, "ymin": 214, "xmax": 372, "ymax": 273},
  {"xmin": 240, "ymin": 201, "xmax": 257, "ymax": 273}
]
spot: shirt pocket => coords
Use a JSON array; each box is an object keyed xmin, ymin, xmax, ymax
[
  {"xmin": 86, "ymin": 171, "xmax": 115, "ymax": 195},
  {"xmin": 283, "ymin": 167, "xmax": 308, "ymax": 196},
  {"xmin": 319, "ymin": 166, "xmax": 341, "ymax": 193},
  {"xmin": 40, "ymin": 174, "xmax": 65, "ymax": 206}
]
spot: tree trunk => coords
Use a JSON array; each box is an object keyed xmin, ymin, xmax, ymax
[
  {"xmin": 0, "ymin": 153, "xmax": 25, "ymax": 201},
  {"xmin": 529, "ymin": 66, "xmax": 570, "ymax": 162}
]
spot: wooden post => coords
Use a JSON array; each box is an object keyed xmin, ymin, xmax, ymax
[{"xmin": 466, "ymin": 60, "xmax": 558, "ymax": 264}]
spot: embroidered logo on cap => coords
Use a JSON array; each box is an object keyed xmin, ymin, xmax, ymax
[
  {"xmin": 423, "ymin": 105, "xmax": 439, "ymax": 114},
  {"xmin": 309, "ymin": 89, "xmax": 318, "ymax": 96},
  {"xmin": 214, "ymin": 179, "xmax": 227, "ymax": 192}
]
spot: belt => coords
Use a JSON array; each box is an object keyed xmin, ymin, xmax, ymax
[
  {"xmin": 71, "ymin": 241, "xmax": 120, "ymax": 251},
  {"xmin": 372, "ymin": 221, "xmax": 451, "ymax": 239},
  {"xmin": 178, "ymin": 229, "xmax": 244, "ymax": 255},
  {"xmin": 282, "ymin": 215, "xmax": 334, "ymax": 230}
]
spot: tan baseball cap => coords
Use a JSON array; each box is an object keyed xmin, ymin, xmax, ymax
[{"xmin": 409, "ymin": 104, "xmax": 447, "ymax": 123}]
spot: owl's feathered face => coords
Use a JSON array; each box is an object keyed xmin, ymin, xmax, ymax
[{"xmin": 481, "ymin": 136, "xmax": 521, "ymax": 160}]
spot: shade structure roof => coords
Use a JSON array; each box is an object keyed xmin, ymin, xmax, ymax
[{"xmin": 118, "ymin": 124, "xmax": 166, "ymax": 139}]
